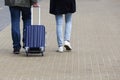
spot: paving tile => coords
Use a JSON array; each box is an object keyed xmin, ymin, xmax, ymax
[{"xmin": 0, "ymin": 0, "xmax": 120, "ymax": 80}]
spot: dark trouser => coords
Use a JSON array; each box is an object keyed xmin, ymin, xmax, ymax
[{"xmin": 9, "ymin": 6, "xmax": 31, "ymax": 49}]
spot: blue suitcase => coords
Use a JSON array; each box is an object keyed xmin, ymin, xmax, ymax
[{"xmin": 25, "ymin": 7, "xmax": 45, "ymax": 56}]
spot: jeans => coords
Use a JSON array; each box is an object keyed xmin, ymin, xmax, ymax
[
  {"xmin": 9, "ymin": 6, "xmax": 31, "ymax": 49},
  {"xmin": 55, "ymin": 13, "xmax": 72, "ymax": 47}
]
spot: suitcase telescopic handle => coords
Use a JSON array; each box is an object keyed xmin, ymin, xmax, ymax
[{"xmin": 31, "ymin": 6, "xmax": 41, "ymax": 25}]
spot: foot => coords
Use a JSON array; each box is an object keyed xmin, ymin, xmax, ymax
[
  {"xmin": 23, "ymin": 43, "xmax": 25, "ymax": 49},
  {"xmin": 56, "ymin": 46, "xmax": 63, "ymax": 53},
  {"xmin": 13, "ymin": 48, "xmax": 20, "ymax": 54},
  {"xmin": 64, "ymin": 41, "xmax": 72, "ymax": 51},
  {"xmin": 23, "ymin": 46, "xmax": 25, "ymax": 49}
]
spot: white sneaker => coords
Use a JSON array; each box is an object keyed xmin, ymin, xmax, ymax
[
  {"xmin": 56, "ymin": 46, "xmax": 63, "ymax": 53},
  {"xmin": 64, "ymin": 41, "xmax": 72, "ymax": 50}
]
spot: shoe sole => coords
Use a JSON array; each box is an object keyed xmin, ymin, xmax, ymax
[
  {"xmin": 56, "ymin": 50, "xmax": 63, "ymax": 53},
  {"xmin": 13, "ymin": 51, "xmax": 20, "ymax": 54},
  {"xmin": 64, "ymin": 45, "xmax": 72, "ymax": 50},
  {"xmin": 13, "ymin": 52, "xmax": 20, "ymax": 54}
]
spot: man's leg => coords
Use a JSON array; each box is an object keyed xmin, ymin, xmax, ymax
[
  {"xmin": 21, "ymin": 7, "xmax": 31, "ymax": 48},
  {"xmin": 9, "ymin": 6, "xmax": 21, "ymax": 53}
]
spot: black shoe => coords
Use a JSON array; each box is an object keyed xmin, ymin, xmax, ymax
[
  {"xmin": 23, "ymin": 46, "xmax": 25, "ymax": 49},
  {"xmin": 13, "ymin": 48, "xmax": 20, "ymax": 54},
  {"xmin": 23, "ymin": 43, "xmax": 25, "ymax": 49}
]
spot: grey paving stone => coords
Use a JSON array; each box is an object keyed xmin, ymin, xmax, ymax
[
  {"xmin": 0, "ymin": 0, "xmax": 10, "ymax": 31},
  {"xmin": 0, "ymin": 0, "xmax": 120, "ymax": 80}
]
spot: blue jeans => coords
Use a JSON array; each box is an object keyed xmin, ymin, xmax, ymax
[
  {"xmin": 9, "ymin": 6, "xmax": 31, "ymax": 49},
  {"xmin": 55, "ymin": 13, "xmax": 72, "ymax": 47}
]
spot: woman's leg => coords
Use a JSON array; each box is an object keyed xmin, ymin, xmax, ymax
[
  {"xmin": 55, "ymin": 14, "xmax": 63, "ymax": 47},
  {"xmin": 64, "ymin": 13, "xmax": 72, "ymax": 50},
  {"xmin": 64, "ymin": 13, "xmax": 72, "ymax": 41}
]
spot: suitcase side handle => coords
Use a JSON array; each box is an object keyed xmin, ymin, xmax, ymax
[{"xmin": 31, "ymin": 6, "xmax": 41, "ymax": 25}]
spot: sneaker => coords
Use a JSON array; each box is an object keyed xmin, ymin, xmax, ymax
[
  {"xmin": 64, "ymin": 41, "xmax": 72, "ymax": 50},
  {"xmin": 13, "ymin": 48, "xmax": 20, "ymax": 54},
  {"xmin": 56, "ymin": 46, "xmax": 63, "ymax": 53}
]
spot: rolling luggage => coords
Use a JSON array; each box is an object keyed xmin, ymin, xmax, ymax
[{"xmin": 25, "ymin": 7, "xmax": 45, "ymax": 56}]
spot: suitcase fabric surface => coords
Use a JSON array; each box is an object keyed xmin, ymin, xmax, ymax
[
  {"xmin": 25, "ymin": 7, "xmax": 45, "ymax": 56},
  {"xmin": 25, "ymin": 25, "xmax": 45, "ymax": 56}
]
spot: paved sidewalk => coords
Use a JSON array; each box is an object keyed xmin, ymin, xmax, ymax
[
  {"xmin": 0, "ymin": 0, "xmax": 120, "ymax": 80},
  {"xmin": 0, "ymin": 0, "xmax": 10, "ymax": 31}
]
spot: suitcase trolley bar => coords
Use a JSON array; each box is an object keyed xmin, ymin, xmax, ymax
[{"xmin": 25, "ymin": 6, "xmax": 45, "ymax": 56}]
